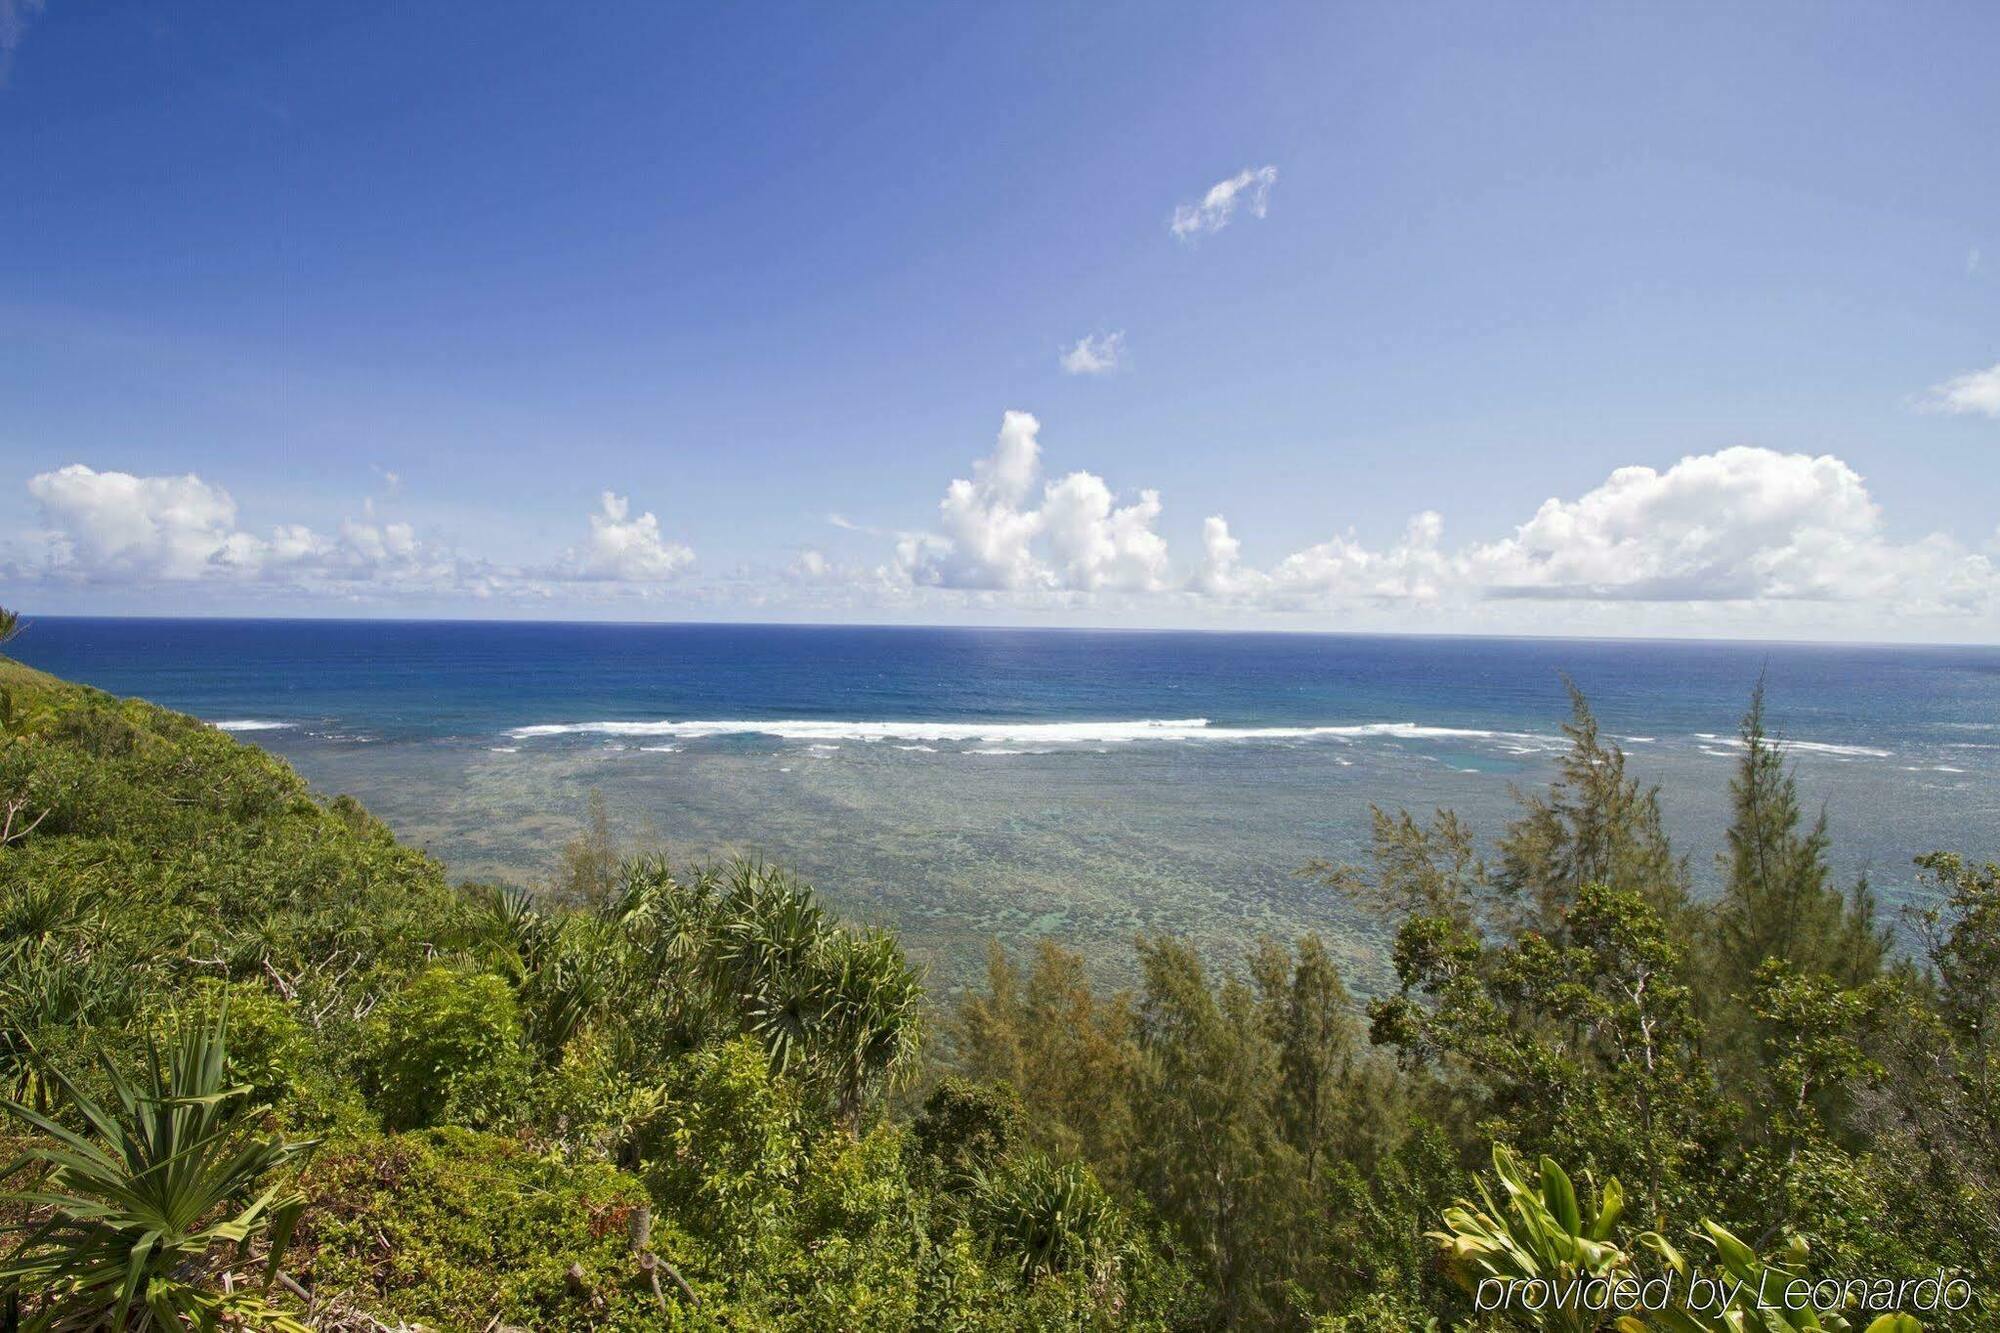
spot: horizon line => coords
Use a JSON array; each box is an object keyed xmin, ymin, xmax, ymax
[{"xmin": 8, "ymin": 611, "xmax": 1994, "ymax": 654}]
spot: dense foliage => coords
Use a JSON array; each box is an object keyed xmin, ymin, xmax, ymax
[{"xmin": 0, "ymin": 642, "xmax": 1989, "ymax": 1328}]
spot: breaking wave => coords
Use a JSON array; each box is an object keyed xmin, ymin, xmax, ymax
[
  {"xmin": 1691, "ymin": 733, "xmax": 1891, "ymax": 759},
  {"xmin": 506, "ymin": 717, "xmax": 1562, "ymax": 748}
]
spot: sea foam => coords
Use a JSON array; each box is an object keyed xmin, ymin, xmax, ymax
[{"xmin": 210, "ymin": 720, "xmax": 296, "ymax": 732}]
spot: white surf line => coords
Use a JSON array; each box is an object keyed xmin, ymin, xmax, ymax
[
  {"xmin": 506, "ymin": 717, "xmax": 1563, "ymax": 748},
  {"xmin": 1690, "ymin": 733, "xmax": 1891, "ymax": 759}
]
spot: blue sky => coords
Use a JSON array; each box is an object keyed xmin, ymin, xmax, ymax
[{"xmin": 2, "ymin": 2, "xmax": 1997, "ymax": 638}]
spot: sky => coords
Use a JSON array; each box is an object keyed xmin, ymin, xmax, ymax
[{"xmin": 2, "ymin": 1, "xmax": 1997, "ymax": 640}]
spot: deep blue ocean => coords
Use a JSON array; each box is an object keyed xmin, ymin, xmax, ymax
[{"xmin": 13, "ymin": 618, "xmax": 1998, "ymax": 990}]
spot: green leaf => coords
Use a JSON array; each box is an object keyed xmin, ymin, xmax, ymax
[
  {"xmin": 1590, "ymin": 1176, "xmax": 1625, "ymax": 1241},
  {"xmin": 1702, "ymin": 1220, "xmax": 1760, "ymax": 1283},
  {"xmin": 1540, "ymin": 1156, "xmax": 1581, "ymax": 1238}
]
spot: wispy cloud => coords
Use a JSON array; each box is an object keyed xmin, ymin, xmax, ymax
[
  {"xmin": 1921, "ymin": 361, "xmax": 2000, "ymax": 419},
  {"xmin": 1170, "ymin": 165, "xmax": 1278, "ymax": 241},
  {"xmin": 0, "ymin": 0, "xmax": 47, "ymax": 87},
  {"xmin": 827, "ymin": 513, "xmax": 898, "ymax": 538},
  {"xmin": 1059, "ymin": 331, "xmax": 1125, "ymax": 376}
]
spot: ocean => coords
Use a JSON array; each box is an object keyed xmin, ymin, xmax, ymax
[{"xmin": 12, "ymin": 618, "xmax": 1998, "ymax": 992}]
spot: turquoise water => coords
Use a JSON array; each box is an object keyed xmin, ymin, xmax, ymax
[{"xmin": 15, "ymin": 619, "xmax": 1998, "ymax": 990}]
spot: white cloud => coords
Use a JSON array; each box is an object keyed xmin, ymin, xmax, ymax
[
  {"xmin": 1060, "ymin": 331, "xmax": 1126, "ymax": 376},
  {"xmin": 1922, "ymin": 361, "xmax": 2000, "ymax": 418},
  {"xmin": 1465, "ymin": 448, "xmax": 1896, "ymax": 602},
  {"xmin": 1273, "ymin": 511, "xmax": 1453, "ymax": 604},
  {"xmin": 1192, "ymin": 515, "xmax": 1251, "ymax": 598},
  {"xmin": 917, "ymin": 410, "xmax": 1044, "ymax": 590},
  {"xmin": 1196, "ymin": 511, "xmax": 1454, "ymax": 608},
  {"xmin": 849, "ymin": 425, "xmax": 1995, "ymax": 631},
  {"xmin": 1198, "ymin": 447, "xmax": 1993, "ymax": 619},
  {"xmin": 893, "ymin": 411, "xmax": 1169, "ymax": 594},
  {"xmin": 21, "ymin": 465, "xmax": 696, "ymax": 598},
  {"xmin": 1042, "ymin": 472, "xmax": 1170, "ymax": 592},
  {"xmin": 561, "ymin": 492, "xmax": 694, "ymax": 582},
  {"xmin": 24, "ymin": 464, "xmax": 470, "ymax": 588},
  {"xmin": 19, "ymin": 432, "xmax": 1999, "ymax": 638},
  {"xmin": 28, "ymin": 465, "xmax": 251, "ymax": 580},
  {"xmin": 1170, "ymin": 165, "xmax": 1278, "ymax": 240},
  {"xmin": 787, "ymin": 548, "xmax": 841, "ymax": 584},
  {"xmin": 1195, "ymin": 447, "xmax": 1993, "ymax": 616}
]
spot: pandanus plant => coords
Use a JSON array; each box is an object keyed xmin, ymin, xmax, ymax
[
  {"xmin": 970, "ymin": 1154, "xmax": 1123, "ymax": 1290},
  {"xmin": 0, "ymin": 1008, "xmax": 312, "ymax": 1330},
  {"xmin": 709, "ymin": 862, "xmax": 924, "ymax": 1128},
  {"xmin": 818, "ymin": 926, "xmax": 925, "ymax": 1127}
]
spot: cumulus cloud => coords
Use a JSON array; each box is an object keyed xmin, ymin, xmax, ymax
[
  {"xmin": 21, "ymin": 465, "xmax": 696, "ymax": 598},
  {"xmin": 1060, "ymin": 332, "xmax": 1126, "ymax": 376},
  {"xmin": 1192, "ymin": 515, "xmax": 1250, "ymax": 598},
  {"xmin": 862, "ymin": 426, "xmax": 1994, "ymax": 630},
  {"xmin": 19, "ymin": 433, "xmax": 1997, "ymax": 636},
  {"xmin": 1237, "ymin": 447, "xmax": 1985, "ymax": 616},
  {"xmin": 892, "ymin": 411, "xmax": 1170, "ymax": 594},
  {"xmin": 1466, "ymin": 448, "xmax": 1896, "ymax": 601},
  {"xmin": 1922, "ymin": 361, "xmax": 2000, "ymax": 418},
  {"xmin": 1194, "ymin": 447, "xmax": 1996, "ymax": 620},
  {"xmin": 1042, "ymin": 472, "xmax": 1168, "ymax": 591},
  {"xmin": 1195, "ymin": 511, "xmax": 1455, "ymax": 608},
  {"xmin": 28, "ymin": 466, "xmax": 253, "ymax": 580},
  {"xmin": 561, "ymin": 492, "xmax": 694, "ymax": 582},
  {"xmin": 21, "ymin": 464, "xmax": 460, "ymax": 586},
  {"xmin": 1170, "ymin": 165, "xmax": 1278, "ymax": 240},
  {"xmin": 1275, "ymin": 511, "xmax": 1453, "ymax": 604}
]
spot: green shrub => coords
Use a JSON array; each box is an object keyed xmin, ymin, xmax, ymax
[
  {"xmin": 365, "ymin": 965, "xmax": 531, "ymax": 1130},
  {"xmin": 535, "ymin": 1024, "xmax": 666, "ymax": 1164},
  {"xmin": 293, "ymin": 1127, "xmax": 667, "ymax": 1331},
  {"xmin": 906, "ymin": 1075, "xmax": 1023, "ymax": 1191},
  {"xmin": 641, "ymin": 1036, "xmax": 802, "ymax": 1261},
  {"xmin": 164, "ymin": 979, "xmax": 369, "ymax": 1134}
]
